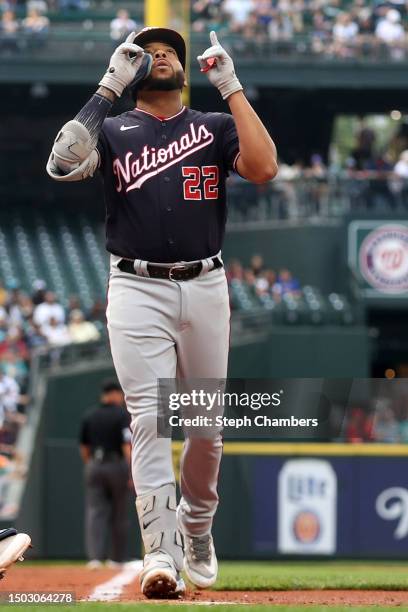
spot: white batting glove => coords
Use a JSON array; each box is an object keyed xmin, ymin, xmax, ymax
[
  {"xmin": 197, "ymin": 30, "xmax": 243, "ymax": 100},
  {"xmin": 99, "ymin": 32, "xmax": 147, "ymax": 98}
]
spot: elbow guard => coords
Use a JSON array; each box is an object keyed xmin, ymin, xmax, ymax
[
  {"xmin": 46, "ymin": 149, "xmax": 99, "ymax": 182},
  {"xmin": 50, "ymin": 120, "xmax": 96, "ymax": 175}
]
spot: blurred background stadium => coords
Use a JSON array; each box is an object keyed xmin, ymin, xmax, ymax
[{"xmin": 1, "ymin": 0, "xmax": 408, "ymax": 564}]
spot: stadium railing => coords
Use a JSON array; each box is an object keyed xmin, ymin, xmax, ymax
[{"xmin": 2, "ymin": 31, "xmax": 408, "ymax": 63}]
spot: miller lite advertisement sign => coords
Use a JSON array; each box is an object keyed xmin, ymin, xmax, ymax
[
  {"xmin": 278, "ymin": 459, "xmax": 337, "ymax": 554},
  {"xmin": 348, "ymin": 221, "xmax": 408, "ymax": 298}
]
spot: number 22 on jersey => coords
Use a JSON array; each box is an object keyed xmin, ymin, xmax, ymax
[{"xmin": 182, "ymin": 166, "xmax": 219, "ymax": 201}]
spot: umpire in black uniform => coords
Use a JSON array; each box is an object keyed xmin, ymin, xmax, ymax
[{"xmin": 79, "ymin": 380, "xmax": 131, "ymax": 567}]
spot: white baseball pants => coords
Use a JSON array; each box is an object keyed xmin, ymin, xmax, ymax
[{"xmin": 106, "ymin": 254, "xmax": 230, "ymax": 536}]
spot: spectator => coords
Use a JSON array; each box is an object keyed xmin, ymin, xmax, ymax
[
  {"xmin": 305, "ymin": 153, "xmax": 327, "ymax": 179},
  {"xmin": 67, "ymin": 295, "xmax": 81, "ymax": 315},
  {"xmin": 22, "ymin": 8, "xmax": 49, "ymax": 48},
  {"xmin": 375, "ymin": 9, "xmax": 405, "ymax": 59},
  {"xmin": 42, "ymin": 316, "xmax": 71, "ymax": 347},
  {"xmin": 398, "ymin": 407, "xmax": 408, "ymax": 443},
  {"xmin": 265, "ymin": 270, "xmax": 283, "ymax": 301},
  {"xmin": 345, "ymin": 407, "xmax": 374, "ymax": 442},
  {"xmin": 33, "ymin": 291, "xmax": 65, "ymax": 330},
  {"xmin": 242, "ymin": 9, "xmax": 268, "ymax": 41},
  {"xmin": 250, "ymin": 254, "xmax": 264, "ymax": 277},
  {"xmin": 391, "ymin": 149, "xmax": 408, "ymax": 205},
  {"xmin": 311, "ymin": 10, "xmax": 331, "ymax": 54},
  {"xmin": 110, "ymin": 9, "xmax": 137, "ymax": 44},
  {"xmin": 0, "ymin": 312, "xmax": 7, "ymax": 343},
  {"xmin": 223, "ymin": 0, "xmax": 254, "ymax": 32},
  {"xmin": 0, "ymin": 282, "xmax": 7, "ymax": 308},
  {"xmin": 1, "ymin": 350, "xmax": 28, "ymax": 387},
  {"xmin": 268, "ymin": 13, "xmax": 294, "ymax": 42},
  {"xmin": 273, "ymin": 269, "xmax": 301, "ymax": 297},
  {"xmin": 0, "ymin": 371, "xmax": 19, "ymax": 426},
  {"xmin": 88, "ymin": 299, "xmax": 106, "ymax": 325},
  {"xmin": 254, "ymin": 271, "xmax": 270, "ymax": 295},
  {"xmin": 373, "ymin": 402, "xmax": 399, "ymax": 443},
  {"xmin": 226, "ymin": 259, "xmax": 245, "ymax": 282},
  {"xmin": 0, "ymin": 10, "xmax": 19, "ymax": 54},
  {"xmin": 18, "ymin": 295, "xmax": 33, "ymax": 322},
  {"xmin": 394, "ymin": 149, "xmax": 408, "ymax": 178},
  {"xmin": 191, "ymin": 0, "xmax": 224, "ymax": 32},
  {"xmin": 31, "ymin": 279, "xmax": 47, "ymax": 306},
  {"xmin": 0, "ymin": 328, "xmax": 29, "ymax": 362},
  {"xmin": 68, "ymin": 310, "xmax": 101, "ymax": 344},
  {"xmin": 332, "ymin": 12, "xmax": 359, "ymax": 57},
  {"xmin": 26, "ymin": 321, "xmax": 48, "ymax": 351},
  {"xmin": 253, "ymin": 0, "xmax": 274, "ymax": 35},
  {"xmin": 356, "ymin": 7, "xmax": 374, "ymax": 40}
]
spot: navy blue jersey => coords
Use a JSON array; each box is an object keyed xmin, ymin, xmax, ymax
[{"xmin": 97, "ymin": 106, "xmax": 240, "ymax": 262}]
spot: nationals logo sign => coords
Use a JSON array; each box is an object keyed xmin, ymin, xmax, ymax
[{"xmin": 359, "ymin": 225, "xmax": 408, "ymax": 294}]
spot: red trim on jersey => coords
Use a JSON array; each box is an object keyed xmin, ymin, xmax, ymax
[{"xmin": 136, "ymin": 106, "xmax": 186, "ymax": 121}]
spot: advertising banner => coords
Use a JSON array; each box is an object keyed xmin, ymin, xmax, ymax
[
  {"xmin": 348, "ymin": 220, "xmax": 408, "ymax": 298},
  {"xmin": 277, "ymin": 459, "xmax": 337, "ymax": 554},
  {"xmin": 252, "ymin": 454, "xmax": 408, "ymax": 557}
]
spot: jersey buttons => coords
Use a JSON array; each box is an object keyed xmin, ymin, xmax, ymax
[
  {"xmin": 161, "ymin": 134, "xmax": 167, "ymax": 140},
  {"xmin": 164, "ymin": 176, "xmax": 170, "ymax": 183},
  {"xmin": 166, "ymin": 206, "xmax": 172, "ymax": 212}
]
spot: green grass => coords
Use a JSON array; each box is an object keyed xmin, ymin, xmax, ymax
[
  {"xmin": 19, "ymin": 559, "xmax": 408, "ymax": 591},
  {"xmin": 214, "ymin": 561, "xmax": 408, "ymax": 591}
]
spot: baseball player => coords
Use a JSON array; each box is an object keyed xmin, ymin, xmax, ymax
[
  {"xmin": 0, "ymin": 529, "xmax": 31, "ymax": 579},
  {"xmin": 47, "ymin": 27, "xmax": 277, "ymax": 599}
]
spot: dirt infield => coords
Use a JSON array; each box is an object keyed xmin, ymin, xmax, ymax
[{"xmin": 1, "ymin": 565, "xmax": 408, "ymax": 606}]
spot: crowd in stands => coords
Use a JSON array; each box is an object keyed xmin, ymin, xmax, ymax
[
  {"xmin": 0, "ymin": 3, "xmax": 49, "ymax": 53},
  {"xmin": 226, "ymin": 254, "xmax": 301, "ymax": 306},
  {"xmin": 0, "ymin": 0, "xmax": 50, "ymax": 54},
  {"xmin": 344, "ymin": 397, "xmax": 408, "ymax": 443},
  {"xmin": 2, "ymin": 0, "xmax": 408, "ymax": 60},
  {"xmin": 227, "ymin": 117, "xmax": 408, "ymax": 221},
  {"xmin": 192, "ymin": 0, "xmax": 408, "ymax": 59},
  {"xmin": 0, "ymin": 278, "xmax": 104, "ymax": 508},
  {"xmin": 0, "ymin": 4, "xmax": 140, "ymax": 54}
]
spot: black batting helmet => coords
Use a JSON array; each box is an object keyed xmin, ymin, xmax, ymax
[{"xmin": 133, "ymin": 27, "xmax": 186, "ymax": 70}]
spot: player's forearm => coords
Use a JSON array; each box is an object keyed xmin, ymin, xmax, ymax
[
  {"xmin": 227, "ymin": 91, "xmax": 278, "ymax": 183},
  {"xmin": 97, "ymin": 86, "xmax": 117, "ymax": 103}
]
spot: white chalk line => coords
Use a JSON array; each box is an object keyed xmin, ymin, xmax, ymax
[
  {"xmin": 83, "ymin": 562, "xmax": 252, "ymax": 605},
  {"xmin": 83, "ymin": 560, "xmax": 143, "ymax": 602}
]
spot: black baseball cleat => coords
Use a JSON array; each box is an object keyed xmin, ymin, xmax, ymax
[{"xmin": 0, "ymin": 529, "xmax": 32, "ymax": 579}]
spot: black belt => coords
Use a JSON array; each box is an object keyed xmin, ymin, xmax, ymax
[{"xmin": 118, "ymin": 256, "xmax": 223, "ymax": 281}]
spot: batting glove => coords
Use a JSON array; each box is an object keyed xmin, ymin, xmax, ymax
[
  {"xmin": 197, "ymin": 30, "xmax": 243, "ymax": 100},
  {"xmin": 99, "ymin": 32, "xmax": 152, "ymax": 98}
]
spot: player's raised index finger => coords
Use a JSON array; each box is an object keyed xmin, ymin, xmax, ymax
[
  {"xmin": 125, "ymin": 31, "xmax": 136, "ymax": 44},
  {"xmin": 210, "ymin": 30, "xmax": 219, "ymax": 46}
]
